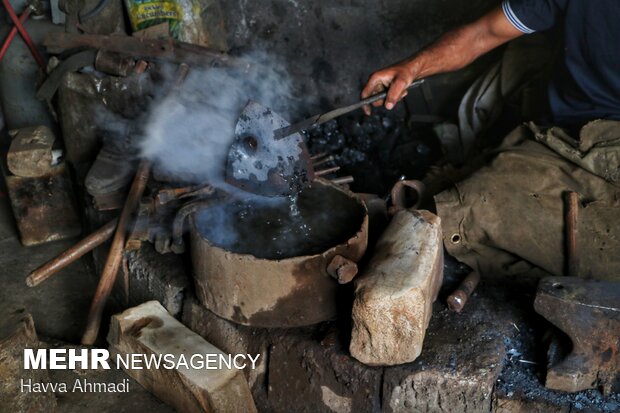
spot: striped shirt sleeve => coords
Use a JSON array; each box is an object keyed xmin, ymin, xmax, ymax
[
  {"xmin": 501, "ymin": 0, "xmax": 566, "ymax": 34},
  {"xmin": 502, "ymin": 0, "xmax": 536, "ymax": 33}
]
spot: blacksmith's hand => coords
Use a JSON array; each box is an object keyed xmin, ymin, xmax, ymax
[{"xmin": 361, "ymin": 60, "xmax": 418, "ymax": 115}]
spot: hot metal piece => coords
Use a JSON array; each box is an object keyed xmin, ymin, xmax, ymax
[
  {"xmin": 225, "ymin": 101, "xmax": 314, "ymax": 197},
  {"xmin": 534, "ymin": 276, "xmax": 620, "ymax": 395}
]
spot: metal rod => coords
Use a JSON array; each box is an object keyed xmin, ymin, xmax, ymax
[
  {"xmin": 81, "ymin": 64, "xmax": 189, "ymax": 345},
  {"xmin": 447, "ymin": 271, "xmax": 480, "ymax": 313},
  {"xmin": 312, "ymin": 155, "xmax": 336, "ymax": 167},
  {"xmin": 274, "ymin": 79, "xmax": 425, "ymax": 140},
  {"xmin": 315, "ymin": 166, "xmax": 340, "ymax": 176},
  {"xmin": 81, "ymin": 160, "xmax": 151, "ymax": 345},
  {"xmin": 26, "ymin": 219, "xmax": 118, "ymax": 287},
  {"xmin": 565, "ymin": 191, "xmax": 579, "ymax": 277},
  {"xmin": 310, "ymin": 152, "xmax": 328, "ymax": 160},
  {"xmin": 330, "ymin": 176, "xmax": 354, "ymax": 185}
]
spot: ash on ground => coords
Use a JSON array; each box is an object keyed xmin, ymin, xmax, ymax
[
  {"xmin": 497, "ymin": 331, "xmax": 620, "ymax": 412},
  {"xmin": 304, "ymin": 111, "xmax": 442, "ymax": 195}
]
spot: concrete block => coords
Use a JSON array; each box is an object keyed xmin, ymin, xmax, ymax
[
  {"xmin": 0, "ymin": 310, "xmax": 57, "ymax": 412},
  {"xmin": 350, "ymin": 209, "xmax": 443, "ymax": 366},
  {"xmin": 108, "ymin": 301, "xmax": 257, "ymax": 413},
  {"xmin": 7, "ymin": 126, "xmax": 55, "ymax": 178}
]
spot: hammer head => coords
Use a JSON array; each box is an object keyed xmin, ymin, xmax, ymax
[{"xmin": 225, "ymin": 101, "xmax": 314, "ymax": 197}]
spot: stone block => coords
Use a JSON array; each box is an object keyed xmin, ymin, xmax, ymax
[
  {"xmin": 7, "ymin": 126, "xmax": 55, "ymax": 178},
  {"xmin": 382, "ymin": 302, "xmax": 507, "ymax": 413},
  {"xmin": 350, "ymin": 209, "xmax": 443, "ymax": 366},
  {"xmin": 108, "ymin": 301, "xmax": 257, "ymax": 413},
  {"xmin": 0, "ymin": 310, "xmax": 57, "ymax": 412}
]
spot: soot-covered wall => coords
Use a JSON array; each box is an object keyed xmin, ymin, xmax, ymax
[{"xmin": 219, "ymin": 0, "xmax": 501, "ymax": 116}]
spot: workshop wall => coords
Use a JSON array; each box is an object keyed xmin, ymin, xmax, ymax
[{"xmin": 219, "ymin": 0, "xmax": 500, "ymax": 116}]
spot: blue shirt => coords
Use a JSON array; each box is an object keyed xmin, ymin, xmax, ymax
[{"xmin": 503, "ymin": 0, "xmax": 620, "ymax": 125}]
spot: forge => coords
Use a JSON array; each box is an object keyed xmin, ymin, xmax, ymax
[
  {"xmin": 190, "ymin": 179, "xmax": 368, "ymax": 327},
  {"xmin": 1, "ymin": 0, "xmax": 619, "ymax": 412}
]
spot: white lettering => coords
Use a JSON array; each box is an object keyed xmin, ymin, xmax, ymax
[
  {"xmin": 68, "ymin": 348, "xmax": 89, "ymax": 369},
  {"xmin": 130, "ymin": 353, "xmax": 143, "ymax": 370},
  {"xmin": 91, "ymin": 349, "xmax": 111, "ymax": 369},
  {"xmin": 247, "ymin": 354, "xmax": 261, "ymax": 369},
  {"xmin": 49, "ymin": 349, "xmax": 66, "ymax": 369},
  {"xmin": 190, "ymin": 354, "xmax": 203, "ymax": 369},
  {"xmin": 115, "ymin": 354, "xmax": 130, "ymax": 370},
  {"xmin": 233, "ymin": 354, "xmax": 246, "ymax": 369},
  {"xmin": 23, "ymin": 349, "xmax": 45, "ymax": 369},
  {"xmin": 205, "ymin": 353, "xmax": 217, "ymax": 369}
]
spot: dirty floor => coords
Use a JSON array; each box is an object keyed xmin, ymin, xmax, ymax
[{"xmin": 0, "ymin": 168, "xmax": 173, "ymax": 411}]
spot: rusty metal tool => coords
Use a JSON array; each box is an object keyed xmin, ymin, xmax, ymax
[
  {"xmin": 534, "ymin": 276, "xmax": 619, "ymax": 395},
  {"xmin": 81, "ymin": 64, "xmax": 189, "ymax": 345},
  {"xmin": 81, "ymin": 160, "xmax": 151, "ymax": 345},
  {"xmin": 273, "ymin": 79, "xmax": 425, "ymax": 140},
  {"xmin": 26, "ymin": 219, "xmax": 118, "ymax": 287},
  {"xmin": 225, "ymin": 101, "xmax": 314, "ymax": 197},
  {"xmin": 565, "ymin": 191, "xmax": 580, "ymax": 277},
  {"xmin": 43, "ymin": 33, "xmax": 245, "ymax": 69},
  {"xmin": 446, "ymin": 271, "xmax": 480, "ymax": 313}
]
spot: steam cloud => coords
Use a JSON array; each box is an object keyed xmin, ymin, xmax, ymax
[{"xmin": 140, "ymin": 52, "xmax": 297, "ymax": 186}]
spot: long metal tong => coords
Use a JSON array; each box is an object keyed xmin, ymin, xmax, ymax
[{"xmin": 273, "ymin": 78, "xmax": 425, "ymax": 140}]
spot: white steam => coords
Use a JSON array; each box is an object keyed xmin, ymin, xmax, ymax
[{"xmin": 141, "ymin": 52, "xmax": 296, "ymax": 185}]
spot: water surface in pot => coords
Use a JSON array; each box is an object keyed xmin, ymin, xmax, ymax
[{"xmin": 195, "ymin": 183, "xmax": 365, "ymax": 259}]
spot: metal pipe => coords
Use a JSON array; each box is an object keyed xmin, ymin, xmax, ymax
[
  {"xmin": 26, "ymin": 219, "xmax": 118, "ymax": 287},
  {"xmin": 447, "ymin": 271, "xmax": 480, "ymax": 313},
  {"xmin": 0, "ymin": 0, "xmax": 46, "ymax": 69}
]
